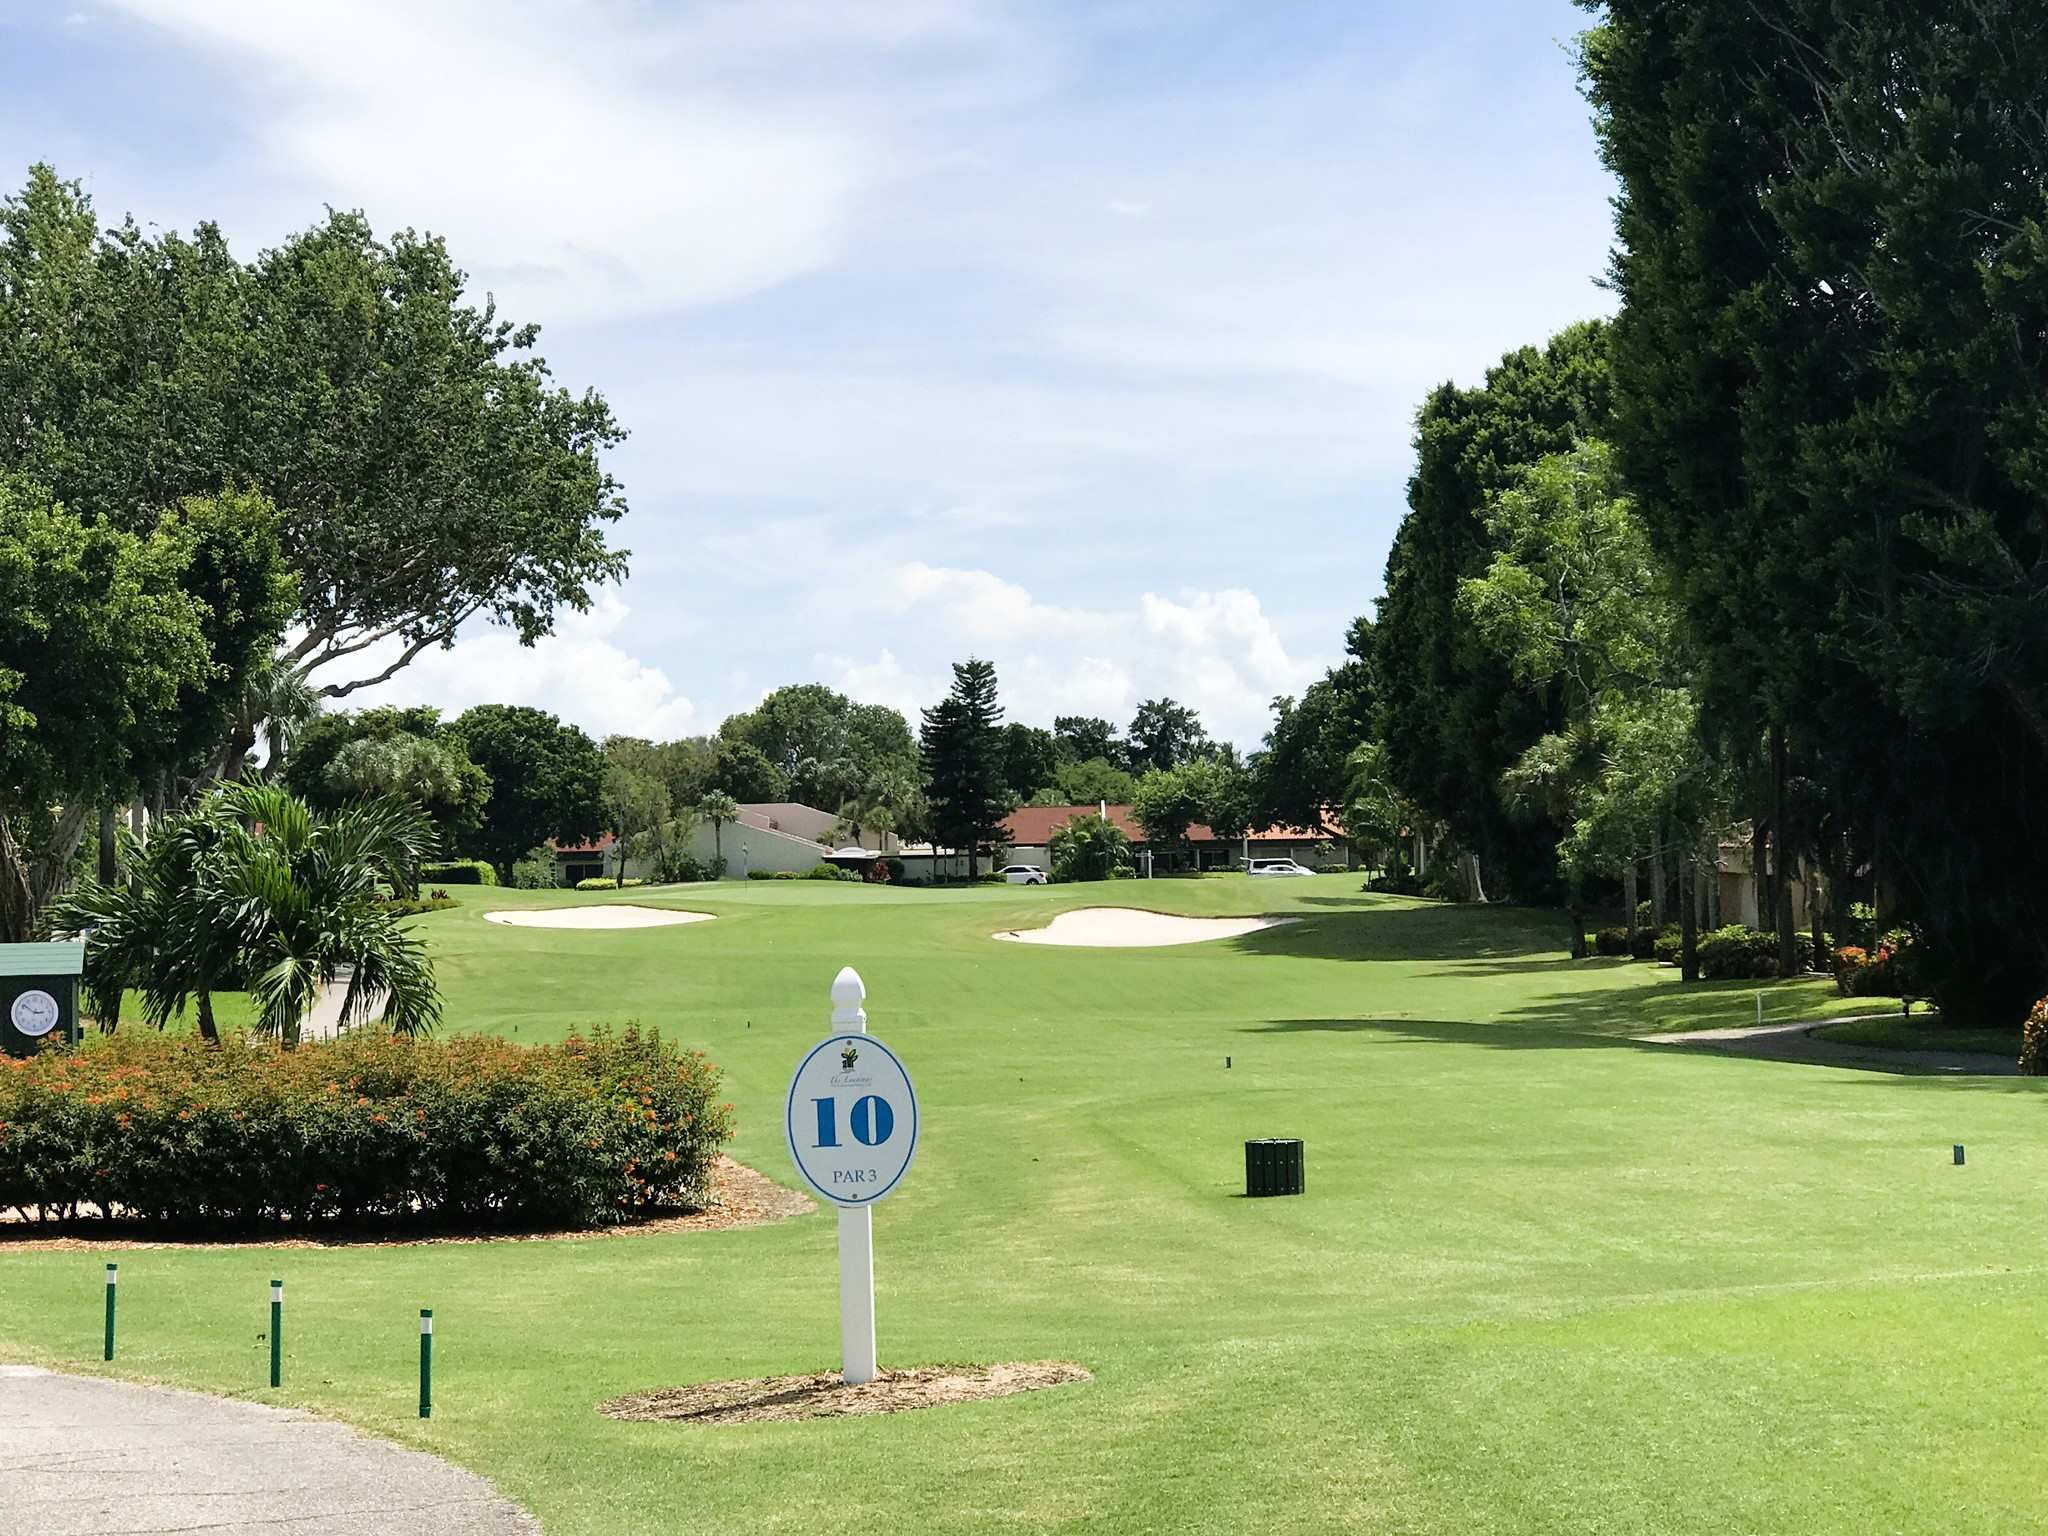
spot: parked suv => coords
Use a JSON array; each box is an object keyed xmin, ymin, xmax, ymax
[{"xmin": 996, "ymin": 864, "xmax": 1049, "ymax": 885}]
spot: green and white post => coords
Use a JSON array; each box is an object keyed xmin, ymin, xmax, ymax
[
  {"xmin": 418, "ymin": 1308, "xmax": 433, "ymax": 1418},
  {"xmin": 269, "ymin": 1279, "xmax": 283, "ymax": 1388},
  {"xmin": 102, "ymin": 1263, "xmax": 117, "ymax": 1361}
]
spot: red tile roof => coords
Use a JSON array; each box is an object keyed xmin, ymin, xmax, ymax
[
  {"xmin": 1002, "ymin": 804, "xmax": 1144, "ymax": 845},
  {"xmin": 549, "ymin": 833, "xmax": 615, "ymax": 855}
]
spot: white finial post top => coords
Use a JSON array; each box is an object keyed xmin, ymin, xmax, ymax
[{"xmin": 831, "ymin": 966, "xmax": 868, "ymax": 1033}]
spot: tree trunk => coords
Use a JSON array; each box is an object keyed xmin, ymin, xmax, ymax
[
  {"xmin": 1809, "ymin": 865, "xmax": 1828, "ymax": 973},
  {"xmin": 1681, "ymin": 850, "xmax": 1701, "ymax": 983},
  {"xmin": 1771, "ymin": 723, "xmax": 1798, "ymax": 976},
  {"xmin": 1696, "ymin": 833, "xmax": 1712, "ymax": 932},
  {"xmin": 1622, "ymin": 862, "xmax": 1639, "ymax": 942},
  {"xmin": 98, "ymin": 806, "xmax": 118, "ymax": 886},
  {"xmin": 196, "ymin": 990, "xmax": 219, "ymax": 1045},
  {"xmin": 1649, "ymin": 841, "xmax": 1666, "ymax": 927},
  {"xmin": 1568, "ymin": 877, "xmax": 1588, "ymax": 959}
]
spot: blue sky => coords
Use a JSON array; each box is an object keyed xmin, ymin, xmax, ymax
[{"xmin": 2, "ymin": 0, "xmax": 1616, "ymax": 747}]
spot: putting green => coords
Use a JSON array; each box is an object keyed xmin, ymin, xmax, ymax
[{"xmin": 4, "ymin": 876, "xmax": 2041, "ymax": 1536}]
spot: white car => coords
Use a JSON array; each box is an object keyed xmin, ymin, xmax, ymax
[
  {"xmin": 997, "ymin": 864, "xmax": 1049, "ymax": 885},
  {"xmin": 1245, "ymin": 858, "xmax": 1316, "ymax": 878}
]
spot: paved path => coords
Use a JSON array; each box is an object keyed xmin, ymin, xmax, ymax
[
  {"xmin": 1639, "ymin": 1016, "xmax": 2018, "ymax": 1076},
  {"xmin": 302, "ymin": 968, "xmax": 388, "ymax": 1043},
  {"xmin": 0, "ymin": 1365, "xmax": 538, "ymax": 1535}
]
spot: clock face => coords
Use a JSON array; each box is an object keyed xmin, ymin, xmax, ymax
[{"xmin": 10, "ymin": 988, "xmax": 59, "ymax": 1038}]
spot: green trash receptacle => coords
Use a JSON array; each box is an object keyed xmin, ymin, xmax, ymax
[{"xmin": 1244, "ymin": 1138, "xmax": 1304, "ymax": 1197}]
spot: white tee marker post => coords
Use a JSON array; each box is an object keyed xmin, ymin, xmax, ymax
[{"xmin": 785, "ymin": 966, "xmax": 920, "ymax": 1387}]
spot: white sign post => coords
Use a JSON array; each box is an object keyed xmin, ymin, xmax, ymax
[{"xmin": 785, "ymin": 966, "xmax": 919, "ymax": 1385}]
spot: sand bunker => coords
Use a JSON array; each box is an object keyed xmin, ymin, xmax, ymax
[
  {"xmin": 484, "ymin": 905, "xmax": 716, "ymax": 930},
  {"xmin": 600, "ymin": 1362, "xmax": 1091, "ymax": 1425},
  {"xmin": 992, "ymin": 907, "xmax": 1296, "ymax": 948}
]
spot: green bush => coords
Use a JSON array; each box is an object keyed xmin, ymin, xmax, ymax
[
  {"xmin": 621, "ymin": 877, "xmax": 644, "ymax": 888},
  {"xmin": 511, "ymin": 848, "xmax": 557, "ymax": 889},
  {"xmin": 421, "ymin": 859, "xmax": 497, "ymax": 886},
  {"xmin": 1593, "ymin": 926, "xmax": 1630, "ymax": 956},
  {"xmin": 806, "ymin": 862, "xmax": 861, "ymax": 882},
  {"xmin": 884, "ymin": 857, "xmax": 906, "ymax": 884},
  {"xmin": 1653, "ymin": 929, "xmax": 1684, "ymax": 964},
  {"xmin": 1831, "ymin": 929, "xmax": 1923, "ymax": 998},
  {"xmin": 1630, "ymin": 925, "xmax": 1671, "ymax": 961},
  {"xmin": 1315, "ymin": 862, "xmax": 1350, "ymax": 875},
  {"xmin": 576, "ymin": 877, "xmax": 619, "ymax": 891},
  {"xmin": 1366, "ymin": 873, "xmax": 1425, "ymax": 895},
  {"xmin": 0, "ymin": 1029, "xmax": 734, "ymax": 1233},
  {"xmin": 1698, "ymin": 925, "xmax": 1778, "ymax": 980}
]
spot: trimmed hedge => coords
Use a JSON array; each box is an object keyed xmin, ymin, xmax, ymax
[
  {"xmin": 576, "ymin": 877, "xmax": 619, "ymax": 891},
  {"xmin": 807, "ymin": 862, "xmax": 861, "ymax": 882},
  {"xmin": 1698, "ymin": 924, "xmax": 1778, "ymax": 980},
  {"xmin": 422, "ymin": 859, "xmax": 498, "ymax": 886},
  {"xmin": 0, "ymin": 1029, "xmax": 734, "ymax": 1233}
]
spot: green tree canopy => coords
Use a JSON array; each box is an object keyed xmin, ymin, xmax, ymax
[
  {"xmin": 1373, "ymin": 320, "xmax": 1611, "ymax": 901},
  {"xmin": 0, "ymin": 476, "xmax": 287, "ymax": 938},
  {"xmin": 1126, "ymin": 698, "xmax": 1211, "ymax": 774},
  {"xmin": 1579, "ymin": 0, "xmax": 2048, "ymax": 1021},
  {"xmin": 0, "ymin": 165, "xmax": 630, "ymax": 763},
  {"xmin": 451, "ymin": 705, "xmax": 607, "ymax": 880},
  {"xmin": 283, "ymin": 706, "xmax": 490, "ymax": 850}
]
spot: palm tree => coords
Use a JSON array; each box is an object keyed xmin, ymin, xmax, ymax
[
  {"xmin": 696, "ymin": 791, "xmax": 740, "ymax": 875},
  {"xmin": 55, "ymin": 800, "xmax": 243, "ymax": 1041},
  {"xmin": 54, "ymin": 780, "xmax": 443, "ymax": 1047}
]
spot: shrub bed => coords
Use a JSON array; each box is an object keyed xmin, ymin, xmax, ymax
[
  {"xmin": 377, "ymin": 889, "xmax": 460, "ymax": 917},
  {"xmin": 1831, "ymin": 929, "xmax": 1922, "ymax": 998},
  {"xmin": 422, "ymin": 859, "xmax": 498, "ymax": 886},
  {"xmin": 1697, "ymin": 924, "xmax": 1778, "ymax": 980},
  {"xmin": 2022, "ymin": 998, "xmax": 2048, "ymax": 1076},
  {"xmin": 807, "ymin": 862, "xmax": 861, "ymax": 882},
  {"xmin": 577, "ymin": 877, "xmax": 619, "ymax": 891},
  {"xmin": 1593, "ymin": 926, "xmax": 1631, "ymax": 957},
  {"xmin": 0, "ymin": 1029, "xmax": 733, "ymax": 1233}
]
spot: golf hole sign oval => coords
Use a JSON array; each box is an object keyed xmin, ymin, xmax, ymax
[{"xmin": 785, "ymin": 1032, "xmax": 919, "ymax": 1207}]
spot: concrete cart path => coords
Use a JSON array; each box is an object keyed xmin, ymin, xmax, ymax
[
  {"xmin": 302, "ymin": 969, "xmax": 388, "ymax": 1043},
  {"xmin": 1638, "ymin": 1017, "xmax": 2018, "ymax": 1076},
  {"xmin": 0, "ymin": 1365, "xmax": 538, "ymax": 1535}
]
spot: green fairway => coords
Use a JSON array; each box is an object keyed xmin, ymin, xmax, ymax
[{"xmin": 5, "ymin": 876, "xmax": 2043, "ymax": 1534}]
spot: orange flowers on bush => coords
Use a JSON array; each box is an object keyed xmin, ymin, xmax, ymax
[{"xmin": 0, "ymin": 1027, "xmax": 733, "ymax": 1234}]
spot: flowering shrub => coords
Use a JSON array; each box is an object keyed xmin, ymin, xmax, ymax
[
  {"xmin": 0, "ymin": 1028, "xmax": 733, "ymax": 1233},
  {"xmin": 2021, "ymin": 999, "xmax": 2048, "ymax": 1076},
  {"xmin": 1831, "ymin": 929, "xmax": 1922, "ymax": 997}
]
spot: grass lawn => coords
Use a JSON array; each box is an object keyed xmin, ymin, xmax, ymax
[
  {"xmin": 6, "ymin": 876, "xmax": 2044, "ymax": 1534},
  {"xmin": 1814, "ymin": 1013, "xmax": 2023, "ymax": 1057}
]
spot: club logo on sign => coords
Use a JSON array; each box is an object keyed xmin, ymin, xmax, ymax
[{"xmin": 786, "ymin": 1030, "xmax": 919, "ymax": 1207}]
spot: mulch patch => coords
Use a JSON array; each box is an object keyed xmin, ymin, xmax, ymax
[
  {"xmin": 0, "ymin": 1156, "xmax": 814, "ymax": 1251},
  {"xmin": 600, "ymin": 1361, "xmax": 1092, "ymax": 1425}
]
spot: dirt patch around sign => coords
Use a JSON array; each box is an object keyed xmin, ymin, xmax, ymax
[
  {"xmin": 600, "ymin": 1361, "xmax": 1093, "ymax": 1425},
  {"xmin": 0, "ymin": 1156, "xmax": 814, "ymax": 1251}
]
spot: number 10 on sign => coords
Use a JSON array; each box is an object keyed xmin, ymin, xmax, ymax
[{"xmin": 785, "ymin": 967, "xmax": 920, "ymax": 1384}]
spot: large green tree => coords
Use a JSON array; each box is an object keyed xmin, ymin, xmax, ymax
[
  {"xmin": 1373, "ymin": 321, "xmax": 1612, "ymax": 902},
  {"xmin": 718, "ymin": 684, "xmax": 919, "ymax": 811},
  {"xmin": 451, "ymin": 705, "xmax": 607, "ymax": 881},
  {"xmin": 919, "ymin": 660, "xmax": 1010, "ymax": 878},
  {"xmin": 1254, "ymin": 615, "xmax": 1377, "ymax": 832},
  {"xmin": 1580, "ymin": 0, "xmax": 2048, "ymax": 1023},
  {"xmin": 0, "ymin": 166, "xmax": 630, "ymax": 767},
  {"xmin": 283, "ymin": 707, "xmax": 490, "ymax": 850},
  {"xmin": 0, "ymin": 477, "xmax": 287, "ymax": 939},
  {"xmin": 1125, "ymin": 698, "xmax": 1213, "ymax": 774}
]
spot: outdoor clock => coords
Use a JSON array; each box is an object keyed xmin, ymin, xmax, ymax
[{"xmin": 9, "ymin": 987, "xmax": 59, "ymax": 1038}]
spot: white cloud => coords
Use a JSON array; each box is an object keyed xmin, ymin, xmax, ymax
[
  {"xmin": 334, "ymin": 595, "xmax": 698, "ymax": 742},
  {"xmin": 820, "ymin": 563, "xmax": 1324, "ymax": 747},
  {"xmin": 96, "ymin": 0, "xmax": 1028, "ymax": 321}
]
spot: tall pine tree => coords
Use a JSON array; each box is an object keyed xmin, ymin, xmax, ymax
[{"xmin": 920, "ymin": 659, "xmax": 1011, "ymax": 879}]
